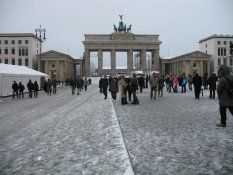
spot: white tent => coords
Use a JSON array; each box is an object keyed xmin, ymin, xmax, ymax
[{"xmin": 0, "ymin": 64, "xmax": 49, "ymax": 97}]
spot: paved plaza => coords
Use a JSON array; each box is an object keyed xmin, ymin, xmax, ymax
[{"xmin": 0, "ymin": 80, "xmax": 233, "ymax": 175}]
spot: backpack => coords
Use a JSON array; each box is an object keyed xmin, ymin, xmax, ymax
[{"xmin": 224, "ymin": 76, "xmax": 233, "ymax": 98}]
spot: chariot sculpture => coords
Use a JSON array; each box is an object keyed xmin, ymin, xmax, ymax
[{"xmin": 113, "ymin": 15, "xmax": 132, "ymax": 33}]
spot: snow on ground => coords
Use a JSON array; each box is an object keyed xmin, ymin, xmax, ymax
[{"xmin": 0, "ymin": 82, "xmax": 233, "ymax": 175}]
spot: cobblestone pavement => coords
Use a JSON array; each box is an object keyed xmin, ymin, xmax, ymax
[
  {"xmin": 0, "ymin": 83, "xmax": 233, "ymax": 175},
  {"xmin": 113, "ymin": 87, "xmax": 233, "ymax": 175}
]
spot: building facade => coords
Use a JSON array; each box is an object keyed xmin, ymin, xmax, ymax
[
  {"xmin": 161, "ymin": 51, "xmax": 211, "ymax": 77},
  {"xmin": 37, "ymin": 50, "xmax": 83, "ymax": 81},
  {"xmin": 0, "ymin": 33, "xmax": 42, "ymax": 70},
  {"xmin": 199, "ymin": 34, "xmax": 233, "ymax": 74}
]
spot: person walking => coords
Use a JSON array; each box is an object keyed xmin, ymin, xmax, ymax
[
  {"xmin": 18, "ymin": 82, "xmax": 25, "ymax": 98},
  {"xmin": 12, "ymin": 81, "xmax": 19, "ymax": 99},
  {"xmin": 208, "ymin": 72, "xmax": 218, "ymax": 99},
  {"xmin": 52, "ymin": 79, "xmax": 57, "ymax": 94},
  {"xmin": 109, "ymin": 77, "xmax": 118, "ymax": 100},
  {"xmin": 181, "ymin": 73, "xmax": 188, "ymax": 93},
  {"xmin": 99, "ymin": 78, "xmax": 103, "ymax": 93},
  {"xmin": 70, "ymin": 78, "xmax": 76, "ymax": 95},
  {"xmin": 27, "ymin": 80, "xmax": 34, "ymax": 98},
  {"xmin": 47, "ymin": 79, "xmax": 52, "ymax": 96},
  {"xmin": 158, "ymin": 75, "xmax": 165, "ymax": 97},
  {"xmin": 33, "ymin": 81, "xmax": 39, "ymax": 98},
  {"xmin": 84, "ymin": 77, "xmax": 88, "ymax": 91},
  {"xmin": 138, "ymin": 75, "xmax": 144, "ymax": 93},
  {"xmin": 188, "ymin": 74, "xmax": 193, "ymax": 91},
  {"xmin": 102, "ymin": 75, "xmax": 109, "ymax": 99},
  {"xmin": 131, "ymin": 73, "xmax": 139, "ymax": 104},
  {"xmin": 150, "ymin": 72, "xmax": 158, "ymax": 99},
  {"xmin": 216, "ymin": 65, "xmax": 233, "ymax": 127},
  {"xmin": 192, "ymin": 73, "xmax": 202, "ymax": 99},
  {"xmin": 119, "ymin": 75, "xmax": 128, "ymax": 105}
]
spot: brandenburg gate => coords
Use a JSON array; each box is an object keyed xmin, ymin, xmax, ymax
[{"xmin": 83, "ymin": 16, "xmax": 162, "ymax": 76}]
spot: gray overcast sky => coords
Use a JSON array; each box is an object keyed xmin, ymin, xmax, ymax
[{"xmin": 0, "ymin": 0, "xmax": 233, "ymax": 60}]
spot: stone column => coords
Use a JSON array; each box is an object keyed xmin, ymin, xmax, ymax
[
  {"xmin": 127, "ymin": 49, "xmax": 133, "ymax": 75},
  {"xmin": 98, "ymin": 49, "xmax": 103, "ymax": 76},
  {"xmin": 140, "ymin": 49, "xmax": 146, "ymax": 73},
  {"xmin": 207, "ymin": 61, "xmax": 211, "ymax": 76},
  {"xmin": 200, "ymin": 60, "xmax": 203, "ymax": 77},
  {"xmin": 84, "ymin": 49, "xmax": 90, "ymax": 77},
  {"xmin": 190, "ymin": 60, "xmax": 193, "ymax": 76},
  {"xmin": 38, "ymin": 57, "xmax": 41, "ymax": 72},
  {"xmin": 111, "ymin": 50, "xmax": 116, "ymax": 76},
  {"xmin": 45, "ymin": 60, "xmax": 48, "ymax": 74}
]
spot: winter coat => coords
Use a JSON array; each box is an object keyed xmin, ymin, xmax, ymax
[
  {"xmin": 150, "ymin": 76, "xmax": 158, "ymax": 88},
  {"xmin": 138, "ymin": 76, "xmax": 144, "ymax": 87},
  {"xmin": 12, "ymin": 82, "xmax": 19, "ymax": 91},
  {"xmin": 182, "ymin": 76, "xmax": 188, "ymax": 86},
  {"xmin": 109, "ymin": 79, "xmax": 118, "ymax": 92},
  {"xmin": 34, "ymin": 82, "xmax": 39, "ymax": 91},
  {"xmin": 19, "ymin": 83, "xmax": 25, "ymax": 92},
  {"xmin": 192, "ymin": 75, "xmax": 202, "ymax": 88},
  {"xmin": 217, "ymin": 75, "xmax": 233, "ymax": 106},
  {"xmin": 119, "ymin": 79, "xmax": 127, "ymax": 98},
  {"xmin": 208, "ymin": 74, "xmax": 218, "ymax": 90},
  {"xmin": 27, "ymin": 81, "xmax": 34, "ymax": 91}
]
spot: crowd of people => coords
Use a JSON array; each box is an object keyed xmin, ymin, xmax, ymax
[
  {"xmin": 10, "ymin": 65, "xmax": 233, "ymax": 127},
  {"xmin": 98, "ymin": 66, "xmax": 233, "ymax": 127}
]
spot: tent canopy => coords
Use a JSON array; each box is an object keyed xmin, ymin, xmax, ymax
[{"xmin": 0, "ymin": 63, "xmax": 48, "ymax": 77}]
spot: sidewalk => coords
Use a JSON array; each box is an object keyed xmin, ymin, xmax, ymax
[
  {"xmin": 0, "ymin": 85, "xmax": 133, "ymax": 175},
  {"xmin": 0, "ymin": 84, "xmax": 232, "ymax": 175}
]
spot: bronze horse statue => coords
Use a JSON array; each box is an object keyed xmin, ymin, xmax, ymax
[{"xmin": 127, "ymin": 24, "xmax": 132, "ymax": 33}]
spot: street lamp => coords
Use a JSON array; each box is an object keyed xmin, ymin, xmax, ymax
[{"xmin": 35, "ymin": 25, "xmax": 46, "ymax": 71}]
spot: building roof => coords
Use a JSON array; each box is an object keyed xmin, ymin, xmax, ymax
[
  {"xmin": 199, "ymin": 34, "xmax": 233, "ymax": 43},
  {"xmin": 0, "ymin": 63, "xmax": 48, "ymax": 77},
  {"xmin": 0, "ymin": 33, "xmax": 41, "ymax": 41},
  {"xmin": 172, "ymin": 51, "xmax": 212, "ymax": 60}
]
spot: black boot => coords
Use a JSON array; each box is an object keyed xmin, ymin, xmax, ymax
[
  {"xmin": 121, "ymin": 98, "xmax": 125, "ymax": 105},
  {"xmin": 124, "ymin": 97, "xmax": 128, "ymax": 104}
]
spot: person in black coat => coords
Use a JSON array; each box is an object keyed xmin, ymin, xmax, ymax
[
  {"xmin": 192, "ymin": 73, "xmax": 202, "ymax": 99},
  {"xmin": 102, "ymin": 75, "xmax": 109, "ymax": 99},
  {"xmin": 12, "ymin": 81, "xmax": 19, "ymax": 99},
  {"xmin": 33, "ymin": 81, "xmax": 39, "ymax": 98},
  {"xmin": 138, "ymin": 75, "xmax": 145, "ymax": 93},
  {"xmin": 99, "ymin": 78, "xmax": 103, "ymax": 93},
  {"xmin": 207, "ymin": 73, "xmax": 218, "ymax": 99},
  {"xmin": 27, "ymin": 80, "xmax": 34, "ymax": 98},
  {"xmin": 18, "ymin": 82, "xmax": 25, "ymax": 98}
]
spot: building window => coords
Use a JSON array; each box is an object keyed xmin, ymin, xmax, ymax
[
  {"xmin": 11, "ymin": 40, "xmax": 15, "ymax": 44},
  {"xmin": 18, "ymin": 59, "xmax": 22, "ymax": 65},
  {"xmin": 25, "ymin": 58, "xmax": 29, "ymax": 66},
  {"xmin": 217, "ymin": 41, "xmax": 221, "ymax": 45},
  {"xmin": 218, "ymin": 58, "xmax": 221, "ymax": 65},
  {"xmin": 218, "ymin": 48, "xmax": 227, "ymax": 56},
  {"xmin": 12, "ymin": 58, "xmax": 15, "ymax": 65},
  {"xmin": 205, "ymin": 44, "xmax": 207, "ymax": 48},
  {"xmin": 11, "ymin": 48, "xmax": 15, "ymax": 55},
  {"xmin": 25, "ymin": 49, "xmax": 28, "ymax": 56},
  {"xmin": 223, "ymin": 57, "xmax": 227, "ymax": 65},
  {"xmin": 52, "ymin": 64, "xmax": 55, "ymax": 67},
  {"xmin": 224, "ymin": 41, "xmax": 227, "ymax": 45},
  {"xmin": 25, "ymin": 40, "xmax": 29, "ymax": 44},
  {"xmin": 0, "ymin": 49, "xmax": 1, "ymax": 54},
  {"xmin": 4, "ymin": 40, "xmax": 8, "ymax": 44},
  {"xmin": 193, "ymin": 63, "xmax": 196, "ymax": 67},
  {"xmin": 5, "ymin": 59, "xmax": 8, "ymax": 64},
  {"xmin": 18, "ymin": 40, "xmax": 22, "ymax": 44},
  {"xmin": 19, "ymin": 49, "xmax": 21, "ymax": 56},
  {"xmin": 22, "ymin": 49, "xmax": 25, "ymax": 56},
  {"xmin": 5, "ymin": 48, "xmax": 8, "ymax": 55}
]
